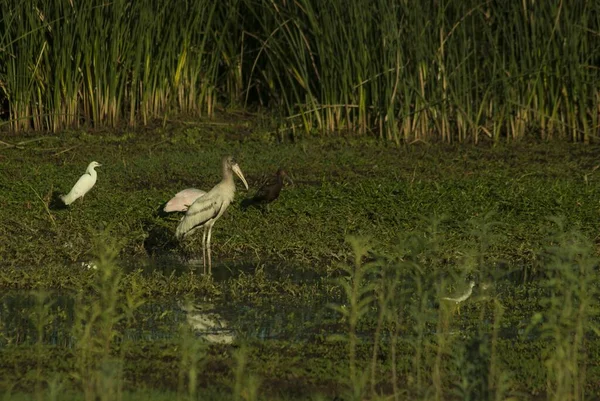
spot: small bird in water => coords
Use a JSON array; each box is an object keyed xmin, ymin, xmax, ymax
[
  {"xmin": 442, "ymin": 281, "xmax": 475, "ymax": 315},
  {"xmin": 60, "ymin": 161, "xmax": 102, "ymax": 205},
  {"xmin": 242, "ymin": 168, "xmax": 291, "ymax": 211},
  {"xmin": 176, "ymin": 156, "xmax": 249, "ymax": 275},
  {"xmin": 163, "ymin": 188, "xmax": 207, "ymax": 213}
]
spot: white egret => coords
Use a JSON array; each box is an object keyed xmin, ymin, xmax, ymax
[
  {"xmin": 175, "ymin": 156, "xmax": 249, "ymax": 275},
  {"xmin": 60, "ymin": 161, "xmax": 101, "ymax": 205},
  {"xmin": 164, "ymin": 188, "xmax": 207, "ymax": 212}
]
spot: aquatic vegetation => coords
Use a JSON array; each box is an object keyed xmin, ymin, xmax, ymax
[
  {"xmin": 1, "ymin": 131, "xmax": 600, "ymax": 399},
  {"xmin": 529, "ymin": 218, "xmax": 600, "ymax": 401}
]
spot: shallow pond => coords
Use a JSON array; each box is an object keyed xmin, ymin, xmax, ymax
[{"xmin": 0, "ymin": 289, "xmax": 344, "ymax": 348}]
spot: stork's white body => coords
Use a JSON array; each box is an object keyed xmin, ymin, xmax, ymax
[
  {"xmin": 164, "ymin": 188, "xmax": 207, "ymax": 212},
  {"xmin": 176, "ymin": 156, "xmax": 248, "ymax": 275},
  {"xmin": 60, "ymin": 161, "xmax": 101, "ymax": 205}
]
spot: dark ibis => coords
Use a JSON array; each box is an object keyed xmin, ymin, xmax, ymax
[{"xmin": 242, "ymin": 168, "xmax": 291, "ymax": 211}]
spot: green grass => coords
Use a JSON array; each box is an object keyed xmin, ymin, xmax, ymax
[
  {"xmin": 2, "ymin": 126, "xmax": 600, "ymax": 276},
  {"xmin": 1, "ymin": 124, "xmax": 600, "ymax": 399}
]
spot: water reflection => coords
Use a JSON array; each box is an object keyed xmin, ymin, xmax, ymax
[
  {"xmin": 179, "ymin": 301, "xmax": 235, "ymax": 344},
  {"xmin": 0, "ymin": 292, "xmax": 76, "ymax": 347},
  {"xmin": 0, "ymin": 292, "xmax": 341, "ymax": 348},
  {"xmin": 0, "ymin": 290, "xmax": 526, "ymax": 350}
]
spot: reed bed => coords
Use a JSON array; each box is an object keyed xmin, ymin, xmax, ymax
[
  {"xmin": 0, "ymin": 0, "xmax": 230, "ymax": 131},
  {"xmin": 1, "ymin": 0, "xmax": 599, "ymax": 142}
]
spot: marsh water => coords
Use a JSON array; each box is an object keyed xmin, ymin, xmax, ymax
[
  {"xmin": 0, "ymin": 260, "xmax": 532, "ymax": 350},
  {"xmin": 0, "ymin": 292, "xmax": 351, "ymax": 347},
  {"xmin": 0, "ymin": 256, "xmax": 346, "ymax": 349}
]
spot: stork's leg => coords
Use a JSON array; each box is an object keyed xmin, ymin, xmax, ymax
[
  {"xmin": 206, "ymin": 224, "xmax": 213, "ymax": 275},
  {"xmin": 202, "ymin": 226, "xmax": 208, "ymax": 275}
]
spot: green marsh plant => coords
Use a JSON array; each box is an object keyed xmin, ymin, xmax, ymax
[
  {"xmin": 177, "ymin": 322, "xmax": 207, "ymax": 401},
  {"xmin": 70, "ymin": 233, "xmax": 142, "ymax": 401},
  {"xmin": 329, "ymin": 236, "xmax": 377, "ymax": 400},
  {"xmin": 369, "ymin": 259, "xmax": 402, "ymax": 398},
  {"xmin": 233, "ymin": 345, "xmax": 260, "ymax": 401},
  {"xmin": 396, "ymin": 215, "xmax": 449, "ymax": 397},
  {"xmin": 30, "ymin": 291, "xmax": 55, "ymax": 400},
  {"xmin": 240, "ymin": 0, "xmax": 600, "ymax": 143},
  {"xmin": 531, "ymin": 218, "xmax": 600, "ymax": 401},
  {"xmin": 1, "ymin": 0, "xmax": 231, "ymax": 131},
  {"xmin": 360, "ymin": 213, "xmax": 512, "ymax": 400}
]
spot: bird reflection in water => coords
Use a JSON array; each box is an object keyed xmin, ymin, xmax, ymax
[{"xmin": 179, "ymin": 301, "xmax": 235, "ymax": 344}]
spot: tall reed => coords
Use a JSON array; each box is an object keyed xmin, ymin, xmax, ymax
[
  {"xmin": 240, "ymin": 0, "xmax": 600, "ymax": 143},
  {"xmin": 233, "ymin": 345, "xmax": 261, "ymax": 401},
  {"xmin": 177, "ymin": 323, "xmax": 206, "ymax": 401},
  {"xmin": 0, "ymin": 0, "xmax": 233, "ymax": 131},
  {"xmin": 331, "ymin": 213, "xmax": 519, "ymax": 400},
  {"xmin": 1, "ymin": 0, "xmax": 598, "ymax": 141},
  {"xmin": 30, "ymin": 291, "xmax": 54, "ymax": 400}
]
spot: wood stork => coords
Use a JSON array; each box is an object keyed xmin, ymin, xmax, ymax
[
  {"xmin": 175, "ymin": 156, "xmax": 249, "ymax": 275},
  {"xmin": 242, "ymin": 168, "xmax": 291, "ymax": 210},
  {"xmin": 60, "ymin": 161, "xmax": 101, "ymax": 205},
  {"xmin": 164, "ymin": 188, "xmax": 207, "ymax": 212}
]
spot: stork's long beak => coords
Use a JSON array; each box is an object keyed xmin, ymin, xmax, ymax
[{"xmin": 232, "ymin": 164, "xmax": 249, "ymax": 190}]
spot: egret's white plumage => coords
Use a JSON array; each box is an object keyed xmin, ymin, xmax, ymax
[
  {"xmin": 164, "ymin": 188, "xmax": 207, "ymax": 212},
  {"xmin": 176, "ymin": 156, "xmax": 249, "ymax": 275},
  {"xmin": 60, "ymin": 161, "xmax": 101, "ymax": 205}
]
